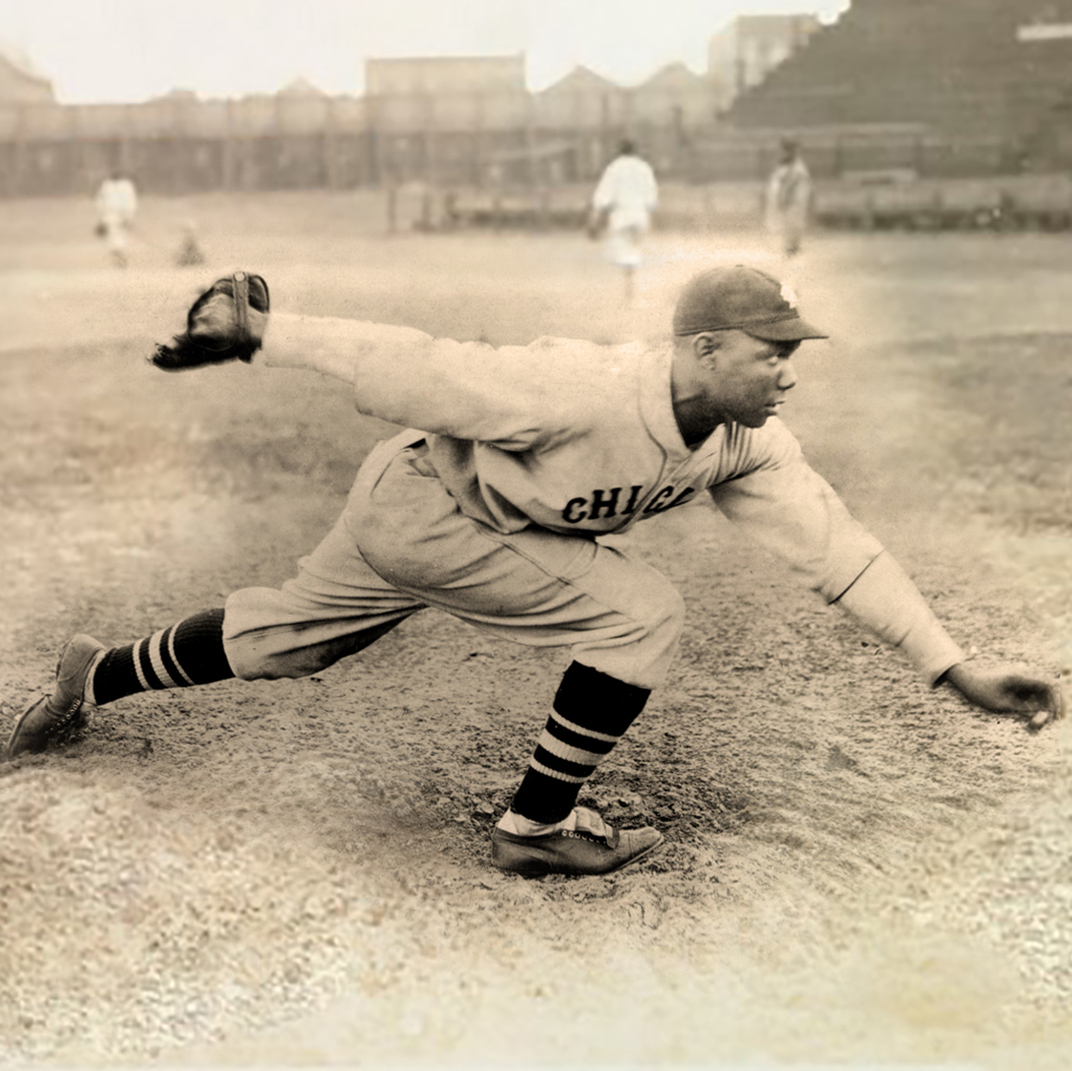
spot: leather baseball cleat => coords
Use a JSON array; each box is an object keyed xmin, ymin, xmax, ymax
[
  {"xmin": 3, "ymin": 634, "xmax": 105, "ymax": 762},
  {"xmin": 490, "ymin": 813, "xmax": 664, "ymax": 877}
]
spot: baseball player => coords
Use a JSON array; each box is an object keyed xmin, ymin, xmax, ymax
[
  {"xmin": 3, "ymin": 267, "xmax": 1061, "ymax": 878},
  {"xmin": 765, "ymin": 139, "xmax": 812, "ymax": 260},
  {"xmin": 95, "ymin": 171, "xmax": 138, "ymax": 268},
  {"xmin": 588, "ymin": 139, "xmax": 658, "ymax": 303}
]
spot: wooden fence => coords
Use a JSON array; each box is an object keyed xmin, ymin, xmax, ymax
[{"xmin": 0, "ymin": 95, "xmax": 1059, "ymax": 199}]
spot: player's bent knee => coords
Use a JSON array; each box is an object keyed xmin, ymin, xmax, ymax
[
  {"xmin": 638, "ymin": 584, "xmax": 687, "ymax": 668},
  {"xmin": 630, "ymin": 574, "xmax": 686, "ymax": 640},
  {"xmin": 574, "ymin": 580, "xmax": 686, "ymax": 691}
]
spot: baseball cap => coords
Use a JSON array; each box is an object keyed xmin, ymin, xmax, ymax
[{"xmin": 672, "ymin": 265, "xmax": 828, "ymax": 341}]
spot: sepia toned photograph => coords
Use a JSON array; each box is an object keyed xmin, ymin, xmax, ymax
[{"xmin": 0, "ymin": 1, "xmax": 1069, "ymax": 1069}]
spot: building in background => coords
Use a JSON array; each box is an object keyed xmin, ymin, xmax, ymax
[
  {"xmin": 13, "ymin": 2, "xmax": 1072, "ymax": 198},
  {"xmin": 708, "ymin": 14, "xmax": 821, "ymax": 101},
  {"xmin": 537, "ymin": 66, "xmax": 627, "ymax": 134},
  {"xmin": 0, "ymin": 42, "xmax": 54, "ymax": 103},
  {"xmin": 633, "ymin": 62, "xmax": 729, "ymax": 135},
  {"xmin": 364, "ymin": 55, "xmax": 531, "ymax": 186},
  {"xmin": 365, "ymin": 55, "xmax": 526, "ymax": 96}
]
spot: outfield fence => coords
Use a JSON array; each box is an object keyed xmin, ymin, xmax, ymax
[
  {"xmin": 0, "ymin": 92, "xmax": 1062, "ymax": 200},
  {"xmin": 396, "ymin": 172, "xmax": 1072, "ymax": 235}
]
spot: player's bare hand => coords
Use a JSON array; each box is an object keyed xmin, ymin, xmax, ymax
[{"xmin": 942, "ymin": 663, "xmax": 1064, "ymax": 730}]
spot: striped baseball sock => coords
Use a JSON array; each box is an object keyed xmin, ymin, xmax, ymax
[
  {"xmin": 87, "ymin": 609, "xmax": 234, "ymax": 706},
  {"xmin": 509, "ymin": 661, "xmax": 651, "ymax": 825}
]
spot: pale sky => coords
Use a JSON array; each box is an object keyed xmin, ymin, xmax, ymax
[{"xmin": 0, "ymin": 0, "xmax": 850, "ymax": 104}]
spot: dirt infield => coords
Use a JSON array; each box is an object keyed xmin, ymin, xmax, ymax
[{"xmin": 1, "ymin": 193, "xmax": 1070, "ymax": 1069}]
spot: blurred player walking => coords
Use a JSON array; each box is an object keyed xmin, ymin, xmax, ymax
[
  {"xmin": 588, "ymin": 139, "xmax": 658, "ymax": 303},
  {"xmin": 765, "ymin": 139, "xmax": 812, "ymax": 260},
  {"xmin": 95, "ymin": 171, "xmax": 138, "ymax": 268}
]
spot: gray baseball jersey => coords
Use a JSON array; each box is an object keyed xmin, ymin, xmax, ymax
[{"xmin": 351, "ymin": 330, "xmax": 882, "ymax": 602}]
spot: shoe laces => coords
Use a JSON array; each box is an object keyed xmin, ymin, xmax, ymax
[
  {"xmin": 558, "ymin": 828, "xmax": 609, "ymax": 846},
  {"xmin": 43, "ymin": 697, "xmax": 85, "ymax": 735}
]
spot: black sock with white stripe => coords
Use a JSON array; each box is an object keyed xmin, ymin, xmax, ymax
[
  {"xmin": 510, "ymin": 661, "xmax": 650, "ymax": 825},
  {"xmin": 88, "ymin": 609, "xmax": 234, "ymax": 706}
]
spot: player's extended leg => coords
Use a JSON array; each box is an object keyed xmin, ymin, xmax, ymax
[
  {"xmin": 3, "ymin": 612, "xmax": 232, "ymax": 759},
  {"xmin": 4, "ymin": 438, "xmax": 438, "ymax": 761},
  {"xmin": 1, "ymin": 606, "xmax": 408, "ymax": 762},
  {"xmin": 3, "ymin": 465, "xmax": 426, "ymax": 762}
]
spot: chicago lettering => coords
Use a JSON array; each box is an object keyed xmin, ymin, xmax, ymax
[{"xmin": 562, "ymin": 485, "xmax": 696, "ymax": 523}]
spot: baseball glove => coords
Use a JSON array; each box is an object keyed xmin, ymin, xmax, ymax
[{"xmin": 149, "ymin": 271, "xmax": 269, "ymax": 372}]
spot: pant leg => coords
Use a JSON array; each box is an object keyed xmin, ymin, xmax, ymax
[
  {"xmin": 225, "ymin": 433, "xmax": 685, "ymax": 690},
  {"xmin": 224, "ymin": 433, "xmax": 431, "ymax": 679},
  {"xmin": 223, "ymin": 508, "xmax": 424, "ymax": 680},
  {"xmin": 349, "ymin": 441, "xmax": 685, "ymax": 691}
]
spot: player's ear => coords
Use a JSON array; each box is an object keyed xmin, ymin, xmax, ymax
[{"xmin": 692, "ymin": 332, "xmax": 722, "ymax": 368}]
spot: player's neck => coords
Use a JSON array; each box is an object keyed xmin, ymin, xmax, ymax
[{"xmin": 670, "ymin": 344, "xmax": 725, "ymax": 447}]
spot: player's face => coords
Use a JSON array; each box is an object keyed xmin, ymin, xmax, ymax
[{"xmin": 707, "ymin": 332, "xmax": 800, "ymax": 428}]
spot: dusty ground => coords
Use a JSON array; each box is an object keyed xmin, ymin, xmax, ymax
[{"xmin": 0, "ymin": 192, "xmax": 1070, "ymax": 1069}]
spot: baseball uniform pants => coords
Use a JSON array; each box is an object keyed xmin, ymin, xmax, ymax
[{"xmin": 223, "ymin": 434, "xmax": 684, "ymax": 690}]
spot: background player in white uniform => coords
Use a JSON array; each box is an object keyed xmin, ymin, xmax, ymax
[
  {"xmin": 588, "ymin": 139, "xmax": 658, "ymax": 302},
  {"xmin": 95, "ymin": 171, "xmax": 138, "ymax": 268},
  {"xmin": 765, "ymin": 139, "xmax": 812, "ymax": 260},
  {"xmin": 4, "ymin": 266, "xmax": 1061, "ymax": 878}
]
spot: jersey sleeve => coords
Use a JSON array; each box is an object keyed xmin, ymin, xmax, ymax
[
  {"xmin": 350, "ymin": 329, "xmax": 584, "ymax": 450},
  {"xmin": 833, "ymin": 551, "xmax": 965, "ymax": 686},
  {"xmin": 709, "ymin": 421, "xmax": 963, "ymax": 684},
  {"xmin": 710, "ymin": 442, "xmax": 883, "ymax": 603}
]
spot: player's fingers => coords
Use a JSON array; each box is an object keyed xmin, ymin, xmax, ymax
[
  {"xmin": 1004, "ymin": 675, "xmax": 1057, "ymax": 706},
  {"xmin": 1025, "ymin": 682, "xmax": 1063, "ymax": 732},
  {"xmin": 1028, "ymin": 704, "xmax": 1057, "ymax": 731}
]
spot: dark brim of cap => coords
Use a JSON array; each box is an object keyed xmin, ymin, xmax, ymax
[{"xmin": 744, "ymin": 316, "xmax": 828, "ymax": 341}]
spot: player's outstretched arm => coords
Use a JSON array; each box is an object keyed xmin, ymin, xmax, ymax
[
  {"xmin": 256, "ymin": 312, "xmax": 432, "ymax": 384},
  {"xmin": 939, "ymin": 663, "xmax": 1064, "ymax": 731},
  {"xmin": 148, "ymin": 274, "xmax": 555, "ymax": 443},
  {"xmin": 148, "ymin": 272, "xmax": 433, "ymax": 381},
  {"xmin": 835, "ymin": 552, "xmax": 1062, "ymax": 730}
]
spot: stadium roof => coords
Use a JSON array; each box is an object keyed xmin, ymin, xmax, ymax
[{"xmin": 540, "ymin": 65, "xmax": 620, "ymax": 95}]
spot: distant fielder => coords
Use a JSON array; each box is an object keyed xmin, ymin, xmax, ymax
[
  {"xmin": 95, "ymin": 171, "xmax": 138, "ymax": 268},
  {"xmin": 588, "ymin": 139, "xmax": 658, "ymax": 302},
  {"xmin": 175, "ymin": 220, "xmax": 206, "ymax": 268},
  {"xmin": 3, "ymin": 266, "xmax": 1062, "ymax": 879},
  {"xmin": 765, "ymin": 139, "xmax": 812, "ymax": 259}
]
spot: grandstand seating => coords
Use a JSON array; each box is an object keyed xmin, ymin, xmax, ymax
[{"xmin": 728, "ymin": 0, "xmax": 1072, "ymax": 164}]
